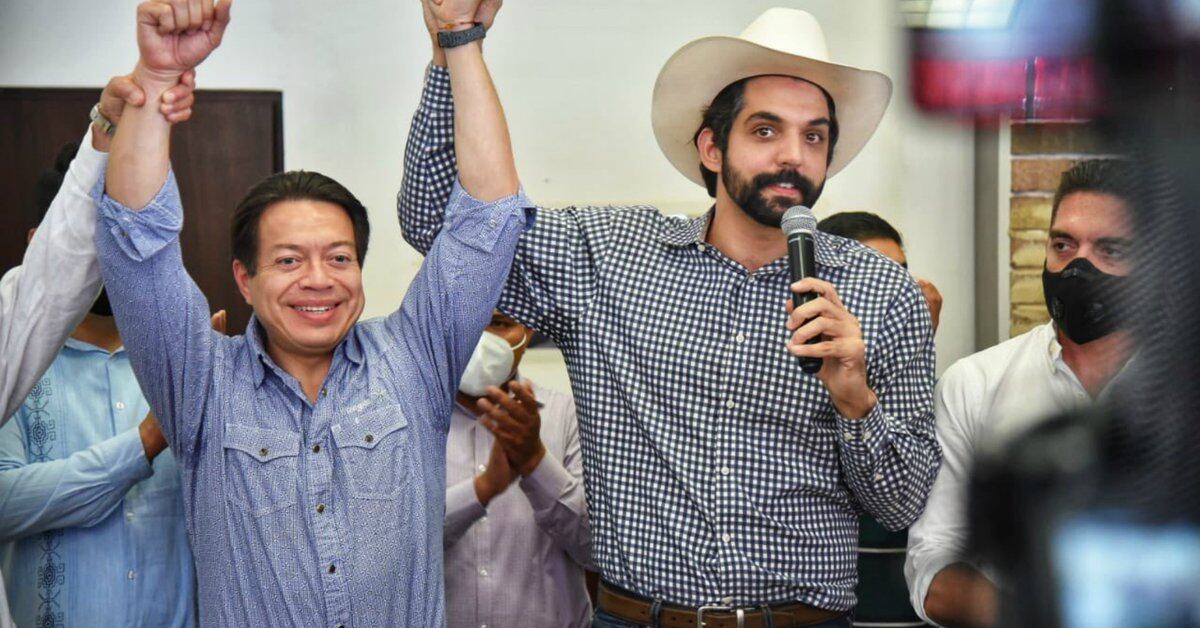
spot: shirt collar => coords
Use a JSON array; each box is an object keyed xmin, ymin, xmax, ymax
[
  {"xmin": 63, "ymin": 336, "xmax": 125, "ymax": 355},
  {"xmin": 658, "ymin": 207, "xmax": 848, "ymax": 268},
  {"xmin": 1045, "ymin": 323, "xmax": 1066, "ymax": 371},
  {"xmin": 243, "ymin": 314, "xmax": 365, "ymax": 389}
]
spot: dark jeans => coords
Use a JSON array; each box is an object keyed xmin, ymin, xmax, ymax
[{"xmin": 592, "ymin": 609, "xmax": 853, "ymax": 628}]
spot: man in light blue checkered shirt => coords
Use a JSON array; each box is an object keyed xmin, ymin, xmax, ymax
[
  {"xmin": 401, "ymin": 6, "xmax": 941, "ymax": 626},
  {"xmin": 92, "ymin": 0, "xmax": 530, "ymax": 625}
]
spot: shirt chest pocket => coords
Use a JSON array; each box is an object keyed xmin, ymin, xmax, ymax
[
  {"xmin": 222, "ymin": 425, "xmax": 301, "ymax": 517},
  {"xmin": 331, "ymin": 407, "xmax": 412, "ymax": 501}
]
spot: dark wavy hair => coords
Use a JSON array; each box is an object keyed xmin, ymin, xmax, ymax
[
  {"xmin": 1051, "ymin": 159, "xmax": 1137, "ymax": 225},
  {"xmin": 231, "ymin": 171, "xmax": 370, "ymax": 275}
]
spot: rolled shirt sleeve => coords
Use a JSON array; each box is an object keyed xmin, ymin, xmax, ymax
[
  {"xmin": 93, "ymin": 171, "xmax": 218, "ymax": 460},
  {"xmin": 382, "ymin": 179, "xmax": 533, "ymax": 430}
]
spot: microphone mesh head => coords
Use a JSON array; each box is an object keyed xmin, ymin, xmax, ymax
[{"xmin": 781, "ymin": 205, "xmax": 817, "ymax": 235}]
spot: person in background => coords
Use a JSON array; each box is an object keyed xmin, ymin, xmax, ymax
[
  {"xmin": 905, "ymin": 160, "xmax": 1136, "ymax": 627},
  {"xmin": 0, "ymin": 161, "xmax": 222, "ymax": 623},
  {"xmin": 814, "ymin": 215, "xmax": 935, "ymax": 625},
  {"xmin": 0, "ymin": 71, "xmax": 193, "ymax": 627},
  {"xmin": 445, "ymin": 309, "xmax": 591, "ymax": 628},
  {"xmin": 819, "ymin": 211, "xmax": 943, "ymax": 332}
]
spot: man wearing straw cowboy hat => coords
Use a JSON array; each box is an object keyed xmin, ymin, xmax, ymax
[{"xmin": 403, "ymin": 5, "xmax": 939, "ymax": 627}]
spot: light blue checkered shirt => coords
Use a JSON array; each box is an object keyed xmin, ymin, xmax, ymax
[{"xmin": 94, "ymin": 171, "xmax": 530, "ymax": 626}]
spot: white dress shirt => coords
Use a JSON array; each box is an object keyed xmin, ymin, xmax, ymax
[
  {"xmin": 905, "ymin": 323, "xmax": 1095, "ymax": 624},
  {"xmin": 444, "ymin": 378, "xmax": 592, "ymax": 628},
  {"xmin": 0, "ymin": 126, "xmax": 106, "ymax": 628}
]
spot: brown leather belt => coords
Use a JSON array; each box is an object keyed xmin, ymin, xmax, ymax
[{"xmin": 597, "ymin": 582, "xmax": 845, "ymax": 628}]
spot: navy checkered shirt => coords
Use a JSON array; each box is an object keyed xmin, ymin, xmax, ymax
[{"xmin": 399, "ymin": 65, "xmax": 941, "ymax": 612}]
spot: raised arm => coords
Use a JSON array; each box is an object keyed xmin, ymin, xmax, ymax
[
  {"xmin": 427, "ymin": 0, "xmax": 515, "ymax": 201},
  {"xmin": 96, "ymin": 0, "xmax": 231, "ymax": 458},
  {"xmin": 0, "ymin": 75, "xmax": 194, "ymax": 424},
  {"xmin": 398, "ymin": 1, "xmax": 501, "ymax": 253},
  {"xmin": 383, "ymin": 0, "xmax": 532, "ymax": 426},
  {"xmin": 107, "ymin": 0, "xmax": 229, "ymax": 207},
  {"xmin": 397, "ymin": 5, "xmax": 610, "ymax": 342}
]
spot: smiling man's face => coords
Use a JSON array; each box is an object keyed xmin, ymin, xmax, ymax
[
  {"xmin": 233, "ymin": 198, "xmax": 365, "ymax": 362},
  {"xmin": 718, "ymin": 75, "xmax": 832, "ymax": 227}
]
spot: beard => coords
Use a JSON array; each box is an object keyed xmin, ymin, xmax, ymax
[{"xmin": 721, "ymin": 162, "xmax": 825, "ymax": 228}]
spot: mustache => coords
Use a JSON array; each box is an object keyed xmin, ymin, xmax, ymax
[{"xmin": 750, "ymin": 169, "xmax": 819, "ymax": 202}]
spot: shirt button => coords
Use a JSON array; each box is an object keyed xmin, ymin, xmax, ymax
[
  {"xmin": 873, "ymin": 472, "xmax": 885, "ymax": 482},
  {"xmin": 259, "ymin": 447, "xmax": 269, "ymax": 458},
  {"xmin": 696, "ymin": 243, "xmax": 706, "ymax": 252},
  {"xmin": 115, "ymin": 401, "xmax": 126, "ymax": 410},
  {"xmin": 480, "ymin": 516, "xmax": 488, "ymax": 523},
  {"xmin": 722, "ymin": 533, "xmax": 732, "ymax": 544},
  {"xmin": 312, "ymin": 444, "xmax": 321, "ymax": 454},
  {"xmin": 321, "ymin": 387, "xmax": 329, "ymax": 397},
  {"xmin": 725, "ymin": 399, "xmax": 735, "ymax": 410},
  {"xmin": 479, "ymin": 568, "xmax": 489, "ymax": 577},
  {"xmin": 127, "ymin": 570, "xmax": 137, "ymax": 580},
  {"xmin": 125, "ymin": 511, "xmax": 134, "ymax": 521},
  {"xmin": 735, "ymin": 333, "xmax": 746, "ymax": 343},
  {"xmin": 720, "ymin": 466, "xmax": 731, "ymax": 476},
  {"xmin": 364, "ymin": 434, "xmax": 375, "ymax": 444},
  {"xmin": 862, "ymin": 429, "xmax": 873, "ymax": 440},
  {"xmin": 317, "ymin": 504, "xmax": 326, "ymax": 514},
  {"xmin": 476, "ymin": 464, "xmax": 487, "ymax": 474},
  {"xmin": 843, "ymin": 431, "xmax": 854, "ymax": 442},
  {"xmin": 328, "ymin": 564, "xmax": 336, "ymax": 574}
]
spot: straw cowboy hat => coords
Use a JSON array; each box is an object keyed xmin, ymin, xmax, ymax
[{"xmin": 652, "ymin": 7, "xmax": 893, "ymax": 186}]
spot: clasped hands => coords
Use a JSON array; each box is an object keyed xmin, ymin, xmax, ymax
[{"xmin": 472, "ymin": 381, "xmax": 547, "ymax": 506}]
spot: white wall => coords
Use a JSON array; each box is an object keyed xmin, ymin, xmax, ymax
[{"xmin": 0, "ymin": 0, "xmax": 976, "ymax": 386}]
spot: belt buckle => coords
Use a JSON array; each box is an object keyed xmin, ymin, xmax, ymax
[{"xmin": 697, "ymin": 604, "xmax": 747, "ymax": 628}]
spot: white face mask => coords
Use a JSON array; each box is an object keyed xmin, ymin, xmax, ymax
[{"xmin": 458, "ymin": 330, "xmax": 528, "ymax": 397}]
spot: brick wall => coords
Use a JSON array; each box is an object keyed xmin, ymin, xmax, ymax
[{"xmin": 1008, "ymin": 121, "xmax": 1103, "ymax": 336}]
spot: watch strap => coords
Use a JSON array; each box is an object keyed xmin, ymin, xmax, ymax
[{"xmin": 437, "ymin": 23, "xmax": 486, "ymax": 49}]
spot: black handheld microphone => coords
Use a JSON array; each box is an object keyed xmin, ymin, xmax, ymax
[{"xmin": 781, "ymin": 205, "xmax": 822, "ymax": 374}]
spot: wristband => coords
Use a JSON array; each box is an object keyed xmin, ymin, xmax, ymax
[{"xmin": 437, "ymin": 23, "xmax": 486, "ymax": 49}]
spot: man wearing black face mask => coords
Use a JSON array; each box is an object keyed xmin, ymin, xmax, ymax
[{"xmin": 904, "ymin": 159, "xmax": 1136, "ymax": 628}]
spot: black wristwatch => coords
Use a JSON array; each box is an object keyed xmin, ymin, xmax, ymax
[{"xmin": 437, "ymin": 23, "xmax": 486, "ymax": 49}]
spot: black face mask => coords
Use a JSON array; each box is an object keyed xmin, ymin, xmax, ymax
[
  {"xmin": 1042, "ymin": 258, "xmax": 1128, "ymax": 345},
  {"xmin": 90, "ymin": 288, "xmax": 113, "ymax": 317}
]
